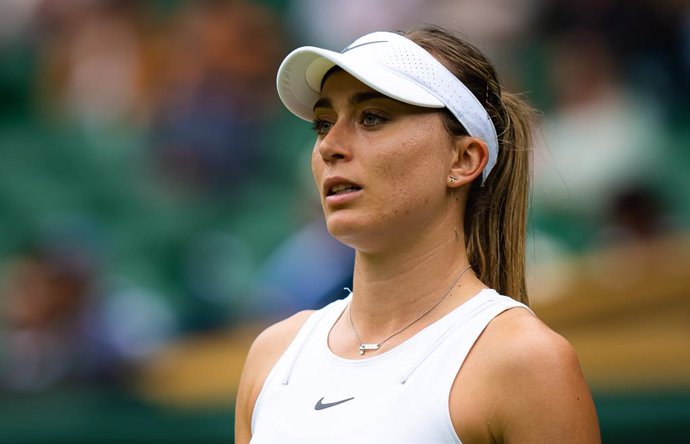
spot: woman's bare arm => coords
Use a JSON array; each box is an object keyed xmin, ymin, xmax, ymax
[
  {"xmin": 451, "ymin": 308, "xmax": 601, "ymax": 443},
  {"xmin": 234, "ymin": 310, "xmax": 314, "ymax": 444}
]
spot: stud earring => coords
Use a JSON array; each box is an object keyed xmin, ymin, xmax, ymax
[{"xmin": 449, "ymin": 176, "xmax": 459, "ymax": 182}]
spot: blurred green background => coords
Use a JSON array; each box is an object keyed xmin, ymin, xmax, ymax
[{"xmin": 0, "ymin": 0, "xmax": 688, "ymax": 442}]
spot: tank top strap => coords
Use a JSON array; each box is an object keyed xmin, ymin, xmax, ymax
[
  {"xmin": 280, "ymin": 295, "xmax": 351, "ymax": 385},
  {"xmin": 251, "ymin": 296, "xmax": 351, "ymax": 433},
  {"xmin": 399, "ymin": 289, "xmax": 530, "ymax": 385}
]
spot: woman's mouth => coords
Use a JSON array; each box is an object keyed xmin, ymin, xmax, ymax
[
  {"xmin": 323, "ymin": 178, "xmax": 363, "ymax": 206},
  {"xmin": 328, "ymin": 183, "xmax": 362, "ymax": 196}
]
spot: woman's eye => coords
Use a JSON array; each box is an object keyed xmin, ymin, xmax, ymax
[
  {"xmin": 361, "ymin": 112, "xmax": 386, "ymax": 127},
  {"xmin": 311, "ymin": 119, "xmax": 333, "ymax": 135}
]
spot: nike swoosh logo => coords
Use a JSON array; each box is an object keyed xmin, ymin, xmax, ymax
[
  {"xmin": 341, "ymin": 40, "xmax": 387, "ymax": 53},
  {"xmin": 314, "ymin": 396, "xmax": 355, "ymax": 410}
]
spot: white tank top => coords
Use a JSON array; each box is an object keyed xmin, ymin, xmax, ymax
[{"xmin": 251, "ymin": 289, "xmax": 529, "ymax": 444}]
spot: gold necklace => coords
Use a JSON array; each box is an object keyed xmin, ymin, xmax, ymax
[{"xmin": 348, "ymin": 265, "xmax": 472, "ymax": 355}]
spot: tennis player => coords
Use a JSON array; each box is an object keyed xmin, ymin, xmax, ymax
[{"xmin": 236, "ymin": 26, "xmax": 601, "ymax": 443}]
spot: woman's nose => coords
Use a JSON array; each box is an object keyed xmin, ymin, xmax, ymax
[{"xmin": 317, "ymin": 122, "xmax": 352, "ymax": 163}]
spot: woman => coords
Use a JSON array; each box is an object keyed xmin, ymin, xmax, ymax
[{"xmin": 236, "ymin": 26, "xmax": 600, "ymax": 443}]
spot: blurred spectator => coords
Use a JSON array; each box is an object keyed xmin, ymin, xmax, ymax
[
  {"xmin": 532, "ymin": 31, "xmax": 665, "ymax": 225},
  {"xmin": 148, "ymin": 0, "xmax": 286, "ymax": 194},
  {"xmin": 538, "ymin": 0, "xmax": 690, "ymax": 117},
  {"xmin": 0, "ymin": 232, "xmax": 177, "ymax": 393},
  {"xmin": 0, "ymin": 240, "xmax": 119, "ymax": 392},
  {"xmin": 599, "ymin": 185, "xmax": 675, "ymax": 244},
  {"xmin": 34, "ymin": 0, "xmax": 151, "ymax": 137}
]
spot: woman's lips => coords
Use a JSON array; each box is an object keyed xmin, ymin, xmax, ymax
[
  {"xmin": 325, "ymin": 187, "xmax": 362, "ymax": 206},
  {"xmin": 323, "ymin": 177, "xmax": 362, "ymax": 206},
  {"xmin": 328, "ymin": 183, "xmax": 362, "ymax": 196}
]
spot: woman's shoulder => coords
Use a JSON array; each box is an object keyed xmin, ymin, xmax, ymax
[
  {"xmin": 235, "ymin": 310, "xmax": 316, "ymax": 443},
  {"xmin": 483, "ymin": 305, "xmax": 577, "ymax": 370},
  {"xmin": 247, "ymin": 309, "xmax": 316, "ymax": 371},
  {"xmin": 463, "ymin": 305, "xmax": 600, "ymax": 442},
  {"xmin": 244, "ymin": 296, "xmax": 348, "ymax": 375},
  {"xmin": 466, "ymin": 304, "xmax": 583, "ymax": 397}
]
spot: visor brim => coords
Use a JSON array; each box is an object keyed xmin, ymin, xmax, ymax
[{"xmin": 276, "ymin": 46, "xmax": 445, "ymax": 122}]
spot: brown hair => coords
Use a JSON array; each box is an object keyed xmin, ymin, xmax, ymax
[{"xmin": 405, "ymin": 26, "xmax": 535, "ymax": 304}]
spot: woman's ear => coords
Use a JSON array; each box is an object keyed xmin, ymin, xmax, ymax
[{"xmin": 447, "ymin": 137, "xmax": 489, "ymax": 188}]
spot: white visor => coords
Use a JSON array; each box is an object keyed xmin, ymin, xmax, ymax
[{"xmin": 276, "ymin": 31, "xmax": 499, "ymax": 182}]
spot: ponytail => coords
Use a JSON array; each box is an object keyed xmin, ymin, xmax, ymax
[
  {"xmin": 465, "ymin": 92, "xmax": 534, "ymax": 304},
  {"xmin": 406, "ymin": 26, "xmax": 536, "ymax": 304}
]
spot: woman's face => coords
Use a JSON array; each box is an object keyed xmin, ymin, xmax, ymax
[{"xmin": 311, "ymin": 70, "xmax": 458, "ymax": 253}]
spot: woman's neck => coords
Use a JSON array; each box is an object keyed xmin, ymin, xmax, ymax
[{"xmin": 348, "ymin": 229, "xmax": 481, "ymax": 336}]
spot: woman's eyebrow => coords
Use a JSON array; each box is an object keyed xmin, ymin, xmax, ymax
[
  {"xmin": 348, "ymin": 91, "xmax": 388, "ymax": 105},
  {"xmin": 313, "ymin": 97, "xmax": 332, "ymax": 112},
  {"xmin": 313, "ymin": 91, "xmax": 390, "ymax": 113}
]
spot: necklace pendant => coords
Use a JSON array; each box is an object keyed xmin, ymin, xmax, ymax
[{"xmin": 359, "ymin": 343, "xmax": 380, "ymax": 355}]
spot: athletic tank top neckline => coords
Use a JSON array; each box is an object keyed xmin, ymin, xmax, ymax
[{"xmin": 322, "ymin": 288, "xmax": 494, "ymax": 365}]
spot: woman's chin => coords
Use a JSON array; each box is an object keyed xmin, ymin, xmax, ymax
[
  {"xmin": 325, "ymin": 215, "xmax": 394, "ymax": 253},
  {"xmin": 324, "ymin": 215, "xmax": 370, "ymax": 248},
  {"xmin": 325, "ymin": 216, "xmax": 357, "ymax": 241}
]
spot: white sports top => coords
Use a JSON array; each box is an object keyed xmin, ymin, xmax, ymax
[{"xmin": 250, "ymin": 289, "xmax": 529, "ymax": 444}]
